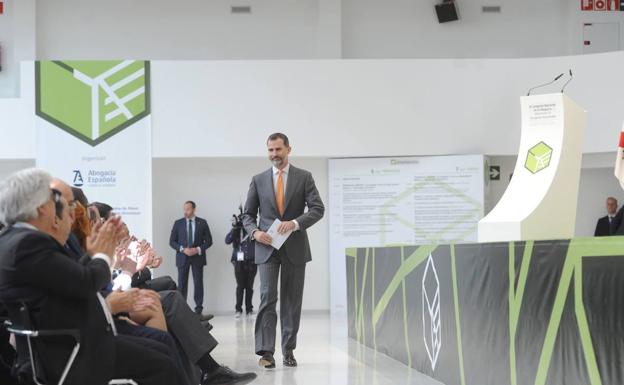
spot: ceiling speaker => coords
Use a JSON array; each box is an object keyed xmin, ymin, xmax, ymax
[{"xmin": 435, "ymin": 1, "xmax": 459, "ymax": 23}]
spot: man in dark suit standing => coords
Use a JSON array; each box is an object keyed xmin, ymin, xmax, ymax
[
  {"xmin": 594, "ymin": 197, "xmax": 618, "ymax": 236},
  {"xmin": 170, "ymin": 201, "xmax": 213, "ymax": 315},
  {"xmin": 243, "ymin": 133, "xmax": 325, "ymax": 369}
]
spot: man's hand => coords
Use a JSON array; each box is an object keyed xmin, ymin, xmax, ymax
[
  {"xmin": 183, "ymin": 247, "xmax": 198, "ymax": 256},
  {"xmin": 87, "ymin": 216, "xmax": 124, "ymax": 260},
  {"xmin": 277, "ymin": 221, "xmax": 296, "ymax": 234},
  {"xmin": 253, "ymin": 230, "xmax": 273, "ymax": 246},
  {"xmin": 117, "ymin": 256, "xmax": 138, "ymax": 275},
  {"xmin": 107, "ymin": 289, "xmax": 141, "ymax": 314}
]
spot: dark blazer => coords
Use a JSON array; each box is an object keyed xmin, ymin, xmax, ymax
[
  {"xmin": 0, "ymin": 226, "xmax": 115, "ymax": 385},
  {"xmin": 609, "ymin": 206, "xmax": 624, "ymax": 235},
  {"xmin": 594, "ymin": 216, "xmax": 613, "ymax": 236},
  {"xmin": 225, "ymin": 227, "xmax": 255, "ymax": 262},
  {"xmin": 242, "ymin": 165, "xmax": 325, "ymax": 265},
  {"xmin": 169, "ymin": 217, "xmax": 212, "ymax": 268}
]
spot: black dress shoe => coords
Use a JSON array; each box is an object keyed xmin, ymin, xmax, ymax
[
  {"xmin": 283, "ymin": 353, "xmax": 297, "ymax": 367},
  {"xmin": 201, "ymin": 366, "xmax": 257, "ymax": 385},
  {"xmin": 258, "ymin": 353, "xmax": 276, "ymax": 369},
  {"xmin": 200, "ymin": 313, "xmax": 214, "ymax": 322}
]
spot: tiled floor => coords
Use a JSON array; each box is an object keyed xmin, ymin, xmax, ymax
[{"xmin": 209, "ymin": 313, "xmax": 442, "ymax": 385}]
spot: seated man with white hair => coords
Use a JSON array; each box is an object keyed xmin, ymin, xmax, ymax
[{"xmin": 0, "ymin": 168, "xmax": 182, "ymax": 385}]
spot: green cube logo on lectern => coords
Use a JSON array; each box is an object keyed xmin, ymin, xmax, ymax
[
  {"xmin": 36, "ymin": 60, "xmax": 150, "ymax": 146},
  {"xmin": 525, "ymin": 141, "xmax": 553, "ymax": 174}
]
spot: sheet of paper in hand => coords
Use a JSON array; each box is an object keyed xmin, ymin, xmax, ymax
[{"xmin": 266, "ymin": 219, "xmax": 293, "ymax": 250}]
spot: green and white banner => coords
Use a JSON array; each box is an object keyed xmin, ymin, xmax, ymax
[
  {"xmin": 347, "ymin": 237, "xmax": 624, "ymax": 385},
  {"xmin": 35, "ymin": 60, "xmax": 152, "ymax": 240}
]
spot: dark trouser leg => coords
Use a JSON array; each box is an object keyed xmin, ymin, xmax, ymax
[
  {"xmin": 114, "ymin": 321, "xmax": 193, "ymax": 385},
  {"xmin": 280, "ymin": 257, "xmax": 306, "ymax": 355},
  {"xmin": 114, "ymin": 334, "xmax": 181, "ymax": 385},
  {"xmin": 245, "ymin": 262, "xmax": 257, "ymax": 312},
  {"xmin": 255, "ymin": 253, "xmax": 280, "ymax": 355},
  {"xmin": 234, "ymin": 262, "xmax": 244, "ymax": 312},
  {"xmin": 191, "ymin": 263, "xmax": 204, "ymax": 313},
  {"xmin": 177, "ymin": 264, "xmax": 190, "ymax": 300},
  {"xmin": 159, "ymin": 290, "xmax": 218, "ymax": 363}
]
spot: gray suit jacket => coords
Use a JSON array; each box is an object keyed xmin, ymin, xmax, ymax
[{"xmin": 243, "ymin": 165, "xmax": 324, "ymax": 265}]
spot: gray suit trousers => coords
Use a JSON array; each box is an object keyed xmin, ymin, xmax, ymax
[{"xmin": 255, "ymin": 249, "xmax": 306, "ymax": 356}]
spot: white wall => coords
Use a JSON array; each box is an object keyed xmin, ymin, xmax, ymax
[
  {"xmin": 0, "ymin": 159, "xmax": 34, "ymax": 180},
  {"xmin": 29, "ymin": 0, "xmax": 624, "ymax": 61},
  {"xmin": 148, "ymin": 55, "xmax": 624, "ymax": 157},
  {"xmin": 342, "ymin": 0, "xmax": 575, "ymax": 58},
  {"xmin": 342, "ymin": 0, "xmax": 624, "ymax": 58},
  {"xmin": 4, "ymin": 54, "xmax": 624, "ymax": 159},
  {"xmin": 0, "ymin": 0, "xmax": 35, "ymax": 98},
  {"xmin": 35, "ymin": 0, "xmax": 341, "ymax": 60},
  {"xmin": 151, "ymin": 157, "xmax": 329, "ymax": 314},
  {"xmin": 1, "ymin": 0, "xmax": 623, "ymax": 97}
]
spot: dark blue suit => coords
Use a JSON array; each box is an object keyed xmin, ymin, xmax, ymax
[{"xmin": 169, "ymin": 217, "xmax": 212, "ymax": 312}]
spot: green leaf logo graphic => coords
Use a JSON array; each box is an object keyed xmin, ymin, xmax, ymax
[{"xmin": 36, "ymin": 60, "xmax": 150, "ymax": 146}]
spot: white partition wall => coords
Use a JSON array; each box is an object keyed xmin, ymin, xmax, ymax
[{"xmin": 478, "ymin": 94, "xmax": 586, "ymax": 242}]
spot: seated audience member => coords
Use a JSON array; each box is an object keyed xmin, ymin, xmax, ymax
[
  {"xmin": 92, "ymin": 201, "xmax": 114, "ymax": 221},
  {"xmin": 0, "ymin": 168, "xmax": 181, "ymax": 385},
  {"xmin": 595, "ymin": 197, "xmax": 618, "ymax": 236},
  {"xmin": 52, "ymin": 183, "xmax": 255, "ymax": 385}
]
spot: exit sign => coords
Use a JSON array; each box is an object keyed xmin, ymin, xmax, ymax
[{"xmin": 581, "ymin": 0, "xmax": 624, "ymax": 10}]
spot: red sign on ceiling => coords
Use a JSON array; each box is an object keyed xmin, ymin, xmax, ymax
[{"xmin": 582, "ymin": 0, "xmax": 623, "ymax": 10}]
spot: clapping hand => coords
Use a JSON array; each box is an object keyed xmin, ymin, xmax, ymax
[{"xmin": 87, "ymin": 215, "xmax": 124, "ymax": 260}]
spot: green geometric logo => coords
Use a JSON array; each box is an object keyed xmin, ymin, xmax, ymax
[
  {"xmin": 36, "ymin": 60, "xmax": 150, "ymax": 146},
  {"xmin": 525, "ymin": 141, "xmax": 553, "ymax": 174}
]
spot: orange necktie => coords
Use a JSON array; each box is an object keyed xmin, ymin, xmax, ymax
[{"xmin": 276, "ymin": 170, "xmax": 285, "ymax": 216}]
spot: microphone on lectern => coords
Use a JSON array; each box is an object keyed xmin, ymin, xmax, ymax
[{"xmin": 526, "ymin": 73, "xmax": 564, "ymax": 96}]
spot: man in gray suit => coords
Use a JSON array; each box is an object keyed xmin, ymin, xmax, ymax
[{"xmin": 242, "ymin": 133, "xmax": 324, "ymax": 369}]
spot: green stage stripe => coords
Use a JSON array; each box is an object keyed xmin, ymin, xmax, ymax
[
  {"xmin": 372, "ymin": 248, "xmax": 377, "ymax": 351},
  {"xmin": 373, "ymin": 244, "xmax": 438, "ymax": 326},
  {"xmin": 534, "ymin": 249, "xmax": 577, "ymax": 385},
  {"xmin": 574, "ymin": 256, "xmax": 603, "ymax": 385},
  {"xmin": 533, "ymin": 237, "xmax": 624, "ymax": 385},
  {"xmin": 509, "ymin": 241, "xmax": 534, "ymax": 385},
  {"xmin": 451, "ymin": 245, "xmax": 466, "ymax": 385},
  {"xmin": 357, "ymin": 248, "xmax": 370, "ymax": 343},
  {"xmin": 508, "ymin": 242, "xmax": 517, "ymax": 385},
  {"xmin": 400, "ymin": 246, "xmax": 413, "ymax": 368},
  {"xmin": 354, "ymin": 249, "xmax": 360, "ymax": 341}
]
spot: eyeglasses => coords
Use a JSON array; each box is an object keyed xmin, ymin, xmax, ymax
[
  {"xmin": 51, "ymin": 188, "xmax": 61, "ymax": 203},
  {"xmin": 50, "ymin": 188, "xmax": 63, "ymax": 219}
]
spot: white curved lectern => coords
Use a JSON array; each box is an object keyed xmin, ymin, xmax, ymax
[{"xmin": 478, "ymin": 93, "xmax": 586, "ymax": 242}]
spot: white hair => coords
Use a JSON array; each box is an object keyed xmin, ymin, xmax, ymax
[{"xmin": 0, "ymin": 168, "xmax": 53, "ymax": 226}]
